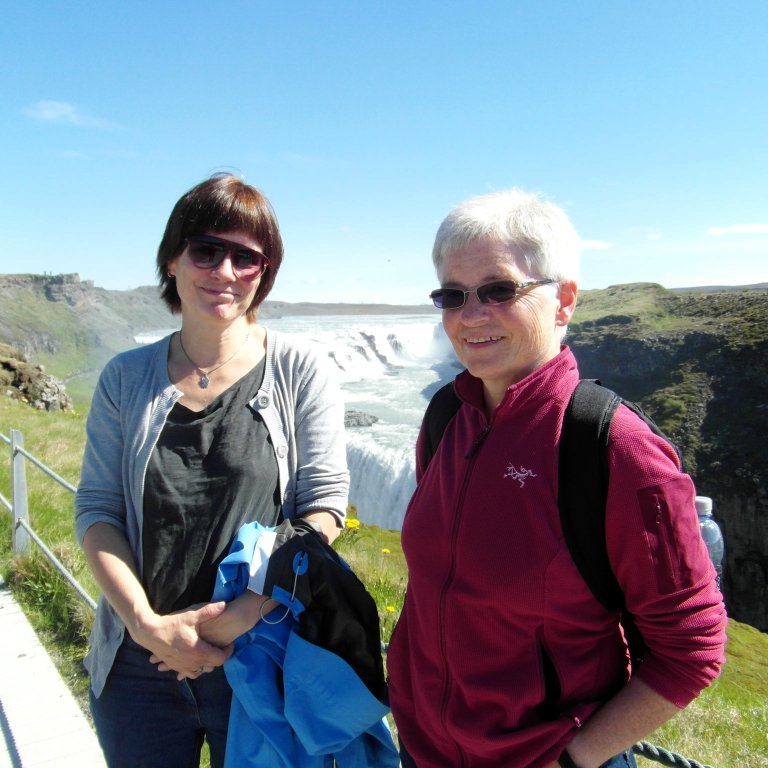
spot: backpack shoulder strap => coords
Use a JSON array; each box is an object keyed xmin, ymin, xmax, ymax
[
  {"xmin": 560, "ymin": 379, "xmax": 670, "ymax": 668},
  {"xmin": 559, "ymin": 379, "xmax": 624, "ymax": 611},
  {"xmin": 423, "ymin": 381, "xmax": 462, "ymax": 467}
]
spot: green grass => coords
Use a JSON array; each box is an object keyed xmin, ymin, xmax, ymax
[
  {"xmin": 2, "ymin": 395, "xmax": 767, "ymax": 767},
  {"xmin": 636, "ymin": 622, "xmax": 768, "ymax": 767},
  {"xmin": 332, "ymin": 508, "xmax": 407, "ymax": 642}
]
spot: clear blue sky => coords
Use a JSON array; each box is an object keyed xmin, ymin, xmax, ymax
[{"xmin": 1, "ymin": 1, "xmax": 766, "ymax": 304}]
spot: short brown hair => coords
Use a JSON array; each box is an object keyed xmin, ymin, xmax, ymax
[{"xmin": 157, "ymin": 174, "xmax": 284, "ymax": 319}]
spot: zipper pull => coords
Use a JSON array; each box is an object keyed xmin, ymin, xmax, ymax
[{"xmin": 464, "ymin": 424, "xmax": 490, "ymax": 459}]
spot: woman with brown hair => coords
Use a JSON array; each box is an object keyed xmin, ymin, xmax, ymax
[{"xmin": 75, "ymin": 175, "xmax": 349, "ymax": 767}]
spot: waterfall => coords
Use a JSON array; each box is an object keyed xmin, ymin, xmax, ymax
[
  {"xmin": 284, "ymin": 315, "xmax": 457, "ymax": 530},
  {"xmin": 320, "ymin": 316, "xmax": 456, "ymax": 530},
  {"xmin": 346, "ymin": 435, "xmax": 417, "ymax": 530}
]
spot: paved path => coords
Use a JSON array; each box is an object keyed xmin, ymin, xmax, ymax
[{"xmin": 0, "ymin": 578, "xmax": 106, "ymax": 767}]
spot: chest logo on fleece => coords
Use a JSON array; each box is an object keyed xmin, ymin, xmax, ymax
[{"xmin": 503, "ymin": 463, "xmax": 538, "ymax": 487}]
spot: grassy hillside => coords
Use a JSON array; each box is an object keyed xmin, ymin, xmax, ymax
[
  {"xmin": 572, "ymin": 282, "xmax": 767, "ymax": 348},
  {"xmin": 0, "ymin": 275, "xmax": 178, "ymax": 380},
  {"xmin": 1, "ymin": 396, "xmax": 766, "ymax": 766}
]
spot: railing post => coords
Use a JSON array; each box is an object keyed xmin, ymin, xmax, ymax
[{"xmin": 11, "ymin": 429, "xmax": 30, "ymax": 555}]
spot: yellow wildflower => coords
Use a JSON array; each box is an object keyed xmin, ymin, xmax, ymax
[{"xmin": 346, "ymin": 518, "xmax": 361, "ymax": 529}]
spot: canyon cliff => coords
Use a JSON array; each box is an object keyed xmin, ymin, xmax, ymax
[{"xmin": 568, "ymin": 284, "xmax": 767, "ymax": 631}]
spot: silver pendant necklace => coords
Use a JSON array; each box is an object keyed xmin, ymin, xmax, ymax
[{"xmin": 177, "ymin": 329, "xmax": 251, "ymax": 389}]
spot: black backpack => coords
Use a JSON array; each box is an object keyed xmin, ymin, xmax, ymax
[{"xmin": 422, "ymin": 378, "xmax": 683, "ymax": 668}]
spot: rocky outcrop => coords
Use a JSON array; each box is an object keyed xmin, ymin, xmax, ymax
[
  {"xmin": 0, "ymin": 343, "xmax": 73, "ymax": 412},
  {"xmin": 43, "ymin": 273, "xmax": 95, "ymax": 305},
  {"xmin": 345, "ymin": 410, "xmax": 380, "ymax": 428}
]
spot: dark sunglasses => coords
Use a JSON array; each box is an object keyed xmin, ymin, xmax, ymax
[
  {"xmin": 185, "ymin": 235, "xmax": 269, "ymax": 277},
  {"xmin": 430, "ymin": 279, "xmax": 556, "ymax": 309}
]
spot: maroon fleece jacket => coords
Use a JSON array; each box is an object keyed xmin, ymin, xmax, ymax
[{"xmin": 388, "ymin": 347, "xmax": 726, "ymax": 768}]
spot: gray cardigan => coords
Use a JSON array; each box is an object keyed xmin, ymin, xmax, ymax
[{"xmin": 75, "ymin": 329, "xmax": 349, "ymax": 696}]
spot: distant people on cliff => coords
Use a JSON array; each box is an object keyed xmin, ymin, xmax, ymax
[
  {"xmin": 75, "ymin": 175, "xmax": 350, "ymax": 766},
  {"xmin": 387, "ymin": 189, "xmax": 727, "ymax": 768}
]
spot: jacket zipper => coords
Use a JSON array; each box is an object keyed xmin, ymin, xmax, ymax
[{"xmin": 464, "ymin": 424, "xmax": 490, "ymax": 459}]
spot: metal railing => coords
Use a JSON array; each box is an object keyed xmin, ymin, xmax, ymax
[{"xmin": 1, "ymin": 428, "xmax": 96, "ymax": 611}]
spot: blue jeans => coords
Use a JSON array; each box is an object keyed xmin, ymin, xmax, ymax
[
  {"xmin": 398, "ymin": 740, "xmax": 637, "ymax": 768},
  {"xmin": 90, "ymin": 637, "xmax": 232, "ymax": 768}
]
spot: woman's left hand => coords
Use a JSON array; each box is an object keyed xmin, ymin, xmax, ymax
[{"xmin": 301, "ymin": 510, "xmax": 341, "ymax": 544}]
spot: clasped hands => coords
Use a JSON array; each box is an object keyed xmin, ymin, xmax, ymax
[{"xmin": 141, "ymin": 591, "xmax": 278, "ymax": 681}]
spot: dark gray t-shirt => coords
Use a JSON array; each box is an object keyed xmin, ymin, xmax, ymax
[{"xmin": 142, "ymin": 359, "xmax": 281, "ymax": 614}]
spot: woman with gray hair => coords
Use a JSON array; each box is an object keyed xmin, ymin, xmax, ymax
[{"xmin": 387, "ymin": 189, "xmax": 726, "ymax": 768}]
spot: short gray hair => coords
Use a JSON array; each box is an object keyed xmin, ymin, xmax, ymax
[{"xmin": 432, "ymin": 188, "xmax": 581, "ymax": 283}]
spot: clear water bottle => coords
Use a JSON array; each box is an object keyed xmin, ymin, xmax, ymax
[{"xmin": 696, "ymin": 496, "xmax": 725, "ymax": 592}]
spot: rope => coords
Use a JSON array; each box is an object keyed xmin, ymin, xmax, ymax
[{"xmin": 634, "ymin": 741, "xmax": 714, "ymax": 768}]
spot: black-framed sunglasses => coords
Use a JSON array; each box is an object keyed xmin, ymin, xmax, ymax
[
  {"xmin": 184, "ymin": 235, "xmax": 269, "ymax": 278},
  {"xmin": 429, "ymin": 279, "xmax": 556, "ymax": 309}
]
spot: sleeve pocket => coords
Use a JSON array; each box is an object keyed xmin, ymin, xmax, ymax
[{"xmin": 637, "ymin": 476, "xmax": 702, "ymax": 594}]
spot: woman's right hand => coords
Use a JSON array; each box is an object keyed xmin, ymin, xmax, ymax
[
  {"xmin": 82, "ymin": 524, "xmax": 232, "ymax": 679},
  {"xmin": 139, "ymin": 601, "xmax": 234, "ymax": 680},
  {"xmin": 82, "ymin": 523, "xmax": 238, "ymax": 678}
]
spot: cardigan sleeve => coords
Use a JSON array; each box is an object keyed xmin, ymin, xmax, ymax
[
  {"xmin": 74, "ymin": 357, "xmax": 129, "ymax": 545},
  {"xmin": 289, "ymin": 344, "xmax": 350, "ymax": 525}
]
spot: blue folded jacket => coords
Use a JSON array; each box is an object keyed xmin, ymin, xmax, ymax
[{"xmin": 212, "ymin": 520, "xmax": 399, "ymax": 768}]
